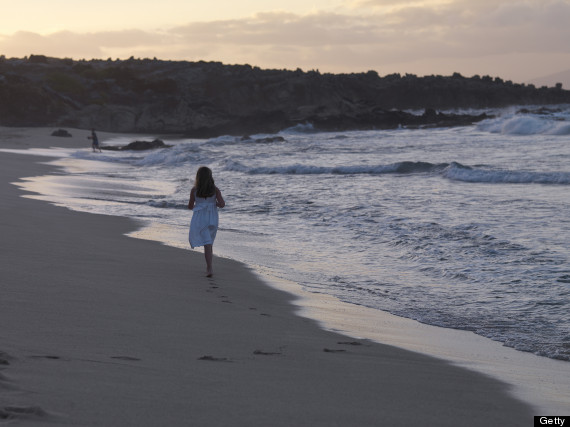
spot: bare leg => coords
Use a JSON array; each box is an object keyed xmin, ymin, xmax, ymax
[{"xmin": 204, "ymin": 244, "xmax": 213, "ymax": 277}]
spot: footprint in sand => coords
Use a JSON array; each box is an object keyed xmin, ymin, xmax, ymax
[
  {"xmin": 110, "ymin": 356, "xmax": 141, "ymax": 361},
  {"xmin": 198, "ymin": 355, "xmax": 232, "ymax": 362},
  {"xmin": 0, "ymin": 406, "xmax": 47, "ymax": 421},
  {"xmin": 323, "ymin": 348, "xmax": 347, "ymax": 353},
  {"xmin": 338, "ymin": 341, "xmax": 363, "ymax": 346},
  {"xmin": 0, "ymin": 351, "xmax": 12, "ymax": 366},
  {"xmin": 29, "ymin": 355, "xmax": 62, "ymax": 360}
]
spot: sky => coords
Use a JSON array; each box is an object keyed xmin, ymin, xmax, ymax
[{"xmin": 1, "ymin": 0, "xmax": 569, "ymax": 86}]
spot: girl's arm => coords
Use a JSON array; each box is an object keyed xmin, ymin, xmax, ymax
[
  {"xmin": 188, "ymin": 187, "xmax": 196, "ymax": 210},
  {"xmin": 215, "ymin": 187, "xmax": 225, "ymax": 208}
]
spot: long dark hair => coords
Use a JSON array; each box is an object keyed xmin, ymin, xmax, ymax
[{"xmin": 194, "ymin": 166, "xmax": 216, "ymax": 198}]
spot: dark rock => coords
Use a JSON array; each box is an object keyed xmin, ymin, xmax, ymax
[
  {"xmin": 122, "ymin": 139, "xmax": 168, "ymax": 150},
  {"xmin": 101, "ymin": 138, "xmax": 171, "ymax": 151},
  {"xmin": 241, "ymin": 135, "xmax": 286, "ymax": 143},
  {"xmin": 51, "ymin": 128, "xmax": 72, "ymax": 137},
  {"xmin": 257, "ymin": 136, "xmax": 286, "ymax": 143},
  {"xmin": 99, "ymin": 145, "xmax": 121, "ymax": 151},
  {"xmin": 422, "ymin": 108, "xmax": 437, "ymax": 119}
]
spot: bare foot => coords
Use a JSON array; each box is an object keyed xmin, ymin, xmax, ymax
[{"xmin": 206, "ymin": 269, "xmax": 213, "ymax": 277}]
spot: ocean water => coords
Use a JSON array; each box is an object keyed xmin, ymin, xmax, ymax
[{"xmin": 15, "ymin": 106, "xmax": 570, "ymax": 361}]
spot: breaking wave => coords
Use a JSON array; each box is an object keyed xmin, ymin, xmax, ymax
[
  {"xmin": 443, "ymin": 164, "xmax": 570, "ymax": 185},
  {"xmin": 223, "ymin": 159, "xmax": 570, "ymax": 185},
  {"xmin": 223, "ymin": 160, "xmax": 451, "ymax": 175},
  {"xmin": 478, "ymin": 109, "xmax": 570, "ymax": 135},
  {"xmin": 280, "ymin": 123, "xmax": 318, "ymax": 134}
]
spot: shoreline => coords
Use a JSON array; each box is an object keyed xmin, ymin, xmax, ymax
[
  {"xmin": 132, "ymin": 221, "xmax": 570, "ymax": 414},
  {"xmin": 264, "ymin": 273, "xmax": 570, "ymax": 415},
  {"xmin": 0, "ymin": 127, "xmax": 553, "ymax": 424}
]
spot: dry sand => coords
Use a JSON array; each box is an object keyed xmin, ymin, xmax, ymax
[{"xmin": 0, "ymin": 128, "xmax": 535, "ymax": 426}]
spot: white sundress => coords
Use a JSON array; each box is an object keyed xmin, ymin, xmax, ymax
[{"xmin": 189, "ymin": 193, "xmax": 219, "ymax": 248}]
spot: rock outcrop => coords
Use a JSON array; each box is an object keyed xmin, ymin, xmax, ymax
[
  {"xmin": 51, "ymin": 128, "xmax": 72, "ymax": 137},
  {"xmin": 100, "ymin": 139, "xmax": 170, "ymax": 151},
  {"xmin": 1, "ymin": 56, "xmax": 569, "ymax": 136}
]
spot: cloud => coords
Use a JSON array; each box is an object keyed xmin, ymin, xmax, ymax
[
  {"xmin": 348, "ymin": 0, "xmax": 431, "ymax": 7},
  {"xmin": 0, "ymin": 31, "xmax": 104, "ymax": 58},
  {"xmin": 360, "ymin": 0, "xmax": 570, "ymax": 57},
  {"xmin": 1, "ymin": 1, "xmax": 569, "ymax": 83},
  {"xmin": 0, "ymin": 29, "xmax": 170, "ymax": 59},
  {"xmin": 168, "ymin": 12, "xmax": 389, "ymax": 46}
]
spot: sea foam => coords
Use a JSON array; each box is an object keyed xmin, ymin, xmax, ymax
[{"xmin": 478, "ymin": 109, "xmax": 570, "ymax": 135}]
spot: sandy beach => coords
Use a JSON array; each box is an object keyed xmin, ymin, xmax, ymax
[{"xmin": 0, "ymin": 128, "xmax": 537, "ymax": 426}]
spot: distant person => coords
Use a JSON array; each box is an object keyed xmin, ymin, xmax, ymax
[
  {"xmin": 188, "ymin": 166, "xmax": 225, "ymax": 277},
  {"xmin": 88, "ymin": 129, "xmax": 101, "ymax": 152}
]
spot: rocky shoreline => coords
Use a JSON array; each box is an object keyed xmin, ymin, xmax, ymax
[{"xmin": 1, "ymin": 55, "xmax": 569, "ymax": 136}]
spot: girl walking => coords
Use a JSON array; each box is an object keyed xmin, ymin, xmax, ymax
[{"xmin": 188, "ymin": 166, "xmax": 225, "ymax": 277}]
